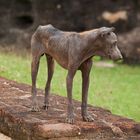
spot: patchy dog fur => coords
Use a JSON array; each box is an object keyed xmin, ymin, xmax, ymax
[{"xmin": 31, "ymin": 24, "xmax": 122, "ymax": 124}]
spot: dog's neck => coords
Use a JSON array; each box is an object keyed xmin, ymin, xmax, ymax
[{"xmin": 81, "ymin": 34, "xmax": 106, "ymax": 61}]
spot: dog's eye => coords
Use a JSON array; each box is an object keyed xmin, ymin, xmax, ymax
[
  {"xmin": 107, "ymin": 32, "xmax": 111, "ymax": 36},
  {"xmin": 113, "ymin": 41, "xmax": 117, "ymax": 45},
  {"xmin": 110, "ymin": 45, "xmax": 114, "ymax": 49}
]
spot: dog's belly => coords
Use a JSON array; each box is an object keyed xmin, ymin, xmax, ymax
[
  {"xmin": 54, "ymin": 55, "xmax": 68, "ymax": 69},
  {"xmin": 47, "ymin": 49, "xmax": 69, "ymax": 69}
]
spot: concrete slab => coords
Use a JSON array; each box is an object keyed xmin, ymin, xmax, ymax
[{"xmin": 0, "ymin": 77, "xmax": 140, "ymax": 140}]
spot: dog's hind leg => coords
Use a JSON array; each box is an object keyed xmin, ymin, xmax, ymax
[
  {"xmin": 31, "ymin": 40, "xmax": 44, "ymax": 112},
  {"xmin": 43, "ymin": 54, "xmax": 55, "ymax": 111},
  {"xmin": 31, "ymin": 55, "xmax": 41, "ymax": 111}
]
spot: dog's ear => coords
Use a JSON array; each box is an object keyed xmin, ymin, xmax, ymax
[{"xmin": 100, "ymin": 27, "xmax": 115, "ymax": 37}]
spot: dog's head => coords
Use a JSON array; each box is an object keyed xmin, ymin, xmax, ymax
[{"xmin": 99, "ymin": 27, "xmax": 123, "ymax": 61}]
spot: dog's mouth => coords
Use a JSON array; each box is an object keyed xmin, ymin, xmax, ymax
[{"xmin": 108, "ymin": 54, "xmax": 123, "ymax": 62}]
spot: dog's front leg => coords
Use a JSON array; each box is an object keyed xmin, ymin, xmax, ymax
[
  {"xmin": 80, "ymin": 59, "xmax": 94, "ymax": 122},
  {"xmin": 65, "ymin": 66, "xmax": 77, "ymax": 124}
]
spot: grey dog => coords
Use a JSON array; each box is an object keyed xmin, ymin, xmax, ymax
[{"xmin": 31, "ymin": 24, "xmax": 122, "ymax": 124}]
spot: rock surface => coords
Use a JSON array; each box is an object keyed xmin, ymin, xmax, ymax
[
  {"xmin": 0, "ymin": 77, "xmax": 140, "ymax": 140},
  {"xmin": 0, "ymin": 133, "xmax": 11, "ymax": 140}
]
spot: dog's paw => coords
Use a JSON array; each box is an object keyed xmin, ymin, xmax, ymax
[
  {"xmin": 30, "ymin": 105, "xmax": 40, "ymax": 112},
  {"xmin": 42, "ymin": 104, "xmax": 50, "ymax": 111},
  {"xmin": 82, "ymin": 114, "xmax": 94, "ymax": 122},
  {"xmin": 65, "ymin": 117, "xmax": 75, "ymax": 124}
]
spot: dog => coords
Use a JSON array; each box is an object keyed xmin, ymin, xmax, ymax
[{"xmin": 31, "ymin": 24, "xmax": 122, "ymax": 124}]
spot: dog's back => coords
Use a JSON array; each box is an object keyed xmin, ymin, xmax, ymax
[{"xmin": 34, "ymin": 24, "xmax": 61, "ymax": 39}]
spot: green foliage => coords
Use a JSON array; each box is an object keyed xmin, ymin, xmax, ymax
[{"xmin": 0, "ymin": 53, "xmax": 140, "ymax": 121}]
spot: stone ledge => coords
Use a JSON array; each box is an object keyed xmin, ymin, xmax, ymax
[{"xmin": 0, "ymin": 77, "xmax": 140, "ymax": 140}]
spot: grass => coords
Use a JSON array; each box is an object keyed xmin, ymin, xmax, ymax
[{"xmin": 0, "ymin": 52, "xmax": 140, "ymax": 122}]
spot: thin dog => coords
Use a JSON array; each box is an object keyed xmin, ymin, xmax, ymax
[{"xmin": 31, "ymin": 25, "xmax": 122, "ymax": 124}]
